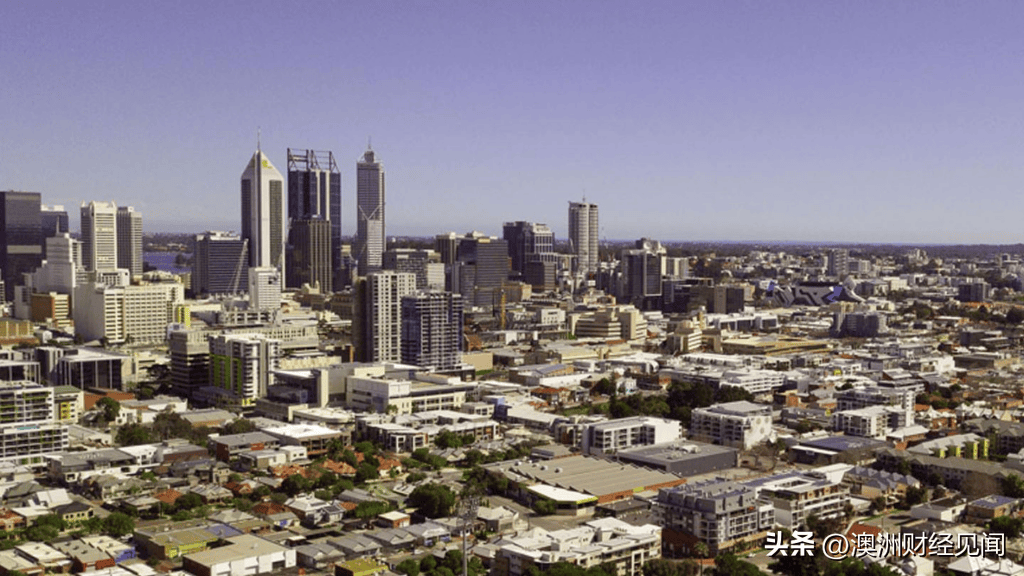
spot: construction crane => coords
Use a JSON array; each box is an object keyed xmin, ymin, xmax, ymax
[{"xmin": 230, "ymin": 239, "xmax": 249, "ymax": 294}]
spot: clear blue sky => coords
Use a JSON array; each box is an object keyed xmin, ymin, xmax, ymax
[{"xmin": 3, "ymin": 1, "xmax": 1024, "ymax": 243}]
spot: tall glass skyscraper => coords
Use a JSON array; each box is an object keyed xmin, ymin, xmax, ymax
[
  {"xmin": 0, "ymin": 191, "xmax": 42, "ymax": 302},
  {"xmin": 356, "ymin": 148, "xmax": 385, "ymax": 276},
  {"xmin": 286, "ymin": 149, "xmax": 340, "ymax": 291},
  {"xmin": 241, "ymin": 150, "xmax": 285, "ymax": 271}
]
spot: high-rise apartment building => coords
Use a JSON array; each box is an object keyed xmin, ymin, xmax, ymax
[
  {"xmin": 248, "ymin": 267, "xmax": 282, "ymax": 311},
  {"xmin": 192, "ymin": 231, "xmax": 249, "ymax": 296},
  {"xmin": 241, "ymin": 150, "xmax": 285, "ymax": 272},
  {"xmin": 401, "ymin": 291, "xmax": 464, "ymax": 371},
  {"xmin": 827, "ymin": 249, "xmax": 849, "ymax": 278},
  {"xmin": 0, "ymin": 381, "xmax": 68, "ymax": 465},
  {"xmin": 356, "ymin": 148, "xmax": 385, "ymax": 276},
  {"xmin": 209, "ymin": 333, "xmax": 281, "ymax": 412},
  {"xmin": 80, "ymin": 201, "xmax": 118, "ymax": 272},
  {"xmin": 287, "ymin": 149, "xmax": 341, "ymax": 289},
  {"xmin": 0, "ymin": 191, "xmax": 43, "ymax": 302},
  {"xmin": 568, "ymin": 200, "xmax": 599, "ymax": 277},
  {"xmin": 364, "ymin": 271, "xmax": 416, "ymax": 363},
  {"xmin": 116, "ymin": 206, "xmax": 143, "ymax": 277}
]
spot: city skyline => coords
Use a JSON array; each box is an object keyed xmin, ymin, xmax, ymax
[{"xmin": 5, "ymin": 3, "xmax": 1024, "ymax": 243}]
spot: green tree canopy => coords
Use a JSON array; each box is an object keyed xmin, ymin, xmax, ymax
[{"xmin": 408, "ymin": 483, "xmax": 456, "ymax": 518}]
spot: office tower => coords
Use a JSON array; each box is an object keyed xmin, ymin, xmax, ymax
[
  {"xmin": 287, "ymin": 149, "xmax": 342, "ymax": 288},
  {"xmin": 209, "ymin": 333, "xmax": 281, "ymax": 411},
  {"xmin": 383, "ymin": 248, "xmax": 444, "ymax": 290},
  {"xmin": 40, "ymin": 204, "xmax": 69, "ymax": 239},
  {"xmin": 192, "ymin": 231, "xmax": 249, "ymax": 296},
  {"xmin": 286, "ymin": 219, "xmax": 332, "ymax": 292},
  {"xmin": 568, "ymin": 200, "xmax": 599, "ymax": 276},
  {"xmin": 241, "ymin": 150, "xmax": 285, "ymax": 271},
  {"xmin": 434, "ymin": 232, "xmax": 460, "ymax": 266},
  {"xmin": 356, "ymin": 148, "xmax": 385, "ymax": 276},
  {"xmin": 169, "ymin": 329, "xmax": 210, "ymax": 397},
  {"xmin": 503, "ymin": 221, "xmax": 555, "ymax": 276},
  {"xmin": 401, "ymin": 291, "xmax": 464, "ymax": 371},
  {"xmin": 30, "ymin": 234, "xmax": 82, "ymax": 295},
  {"xmin": 74, "ymin": 279, "xmax": 183, "ymax": 344},
  {"xmin": 40, "ymin": 205, "xmax": 69, "ymax": 261},
  {"xmin": 80, "ymin": 201, "xmax": 118, "ymax": 272},
  {"xmin": 364, "ymin": 271, "xmax": 416, "ymax": 363},
  {"xmin": 0, "ymin": 191, "xmax": 43, "ymax": 302},
  {"xmin": 248, "ymin": 267, "xmax": 282, "ymax": 310},
  {"xmin": 453, "ymin": 234, "xmax": 509, "ymax": 308},
  {"xmin": 620, "ymin": 238, "xmax": 666, "ymax": 307},
  {"xmin": 116, "ymin": 206, "xmax": 143, "ymax": 277}
]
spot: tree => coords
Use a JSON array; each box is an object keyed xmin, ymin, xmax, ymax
[
  {"xmin": 593, "ymin": 378, "xmax": 617, "ymax": 396},
  {"xmin": 435, "ymin": 430, "xmax": 464, "ymax": 449},
  {"xmin": 397, "ymin": 558, "xmax": 420, "ymax": 576},
  {"xmin": 1007, "ymin": 308, "xmax": 1024, "ymax": 325},
  {"xmin": 989, "ymin": 515, "xmax": 1024, "ymax": 538},
  {"xmin": 98, "ymin": 397, "xmax": 121, "ymax": 423},
  {"xmin": 532, "ymin": 498, "xmax": 556, "ymax": 515},
  {"xmin": 175, "ymin": 492, "xmax": 204, "ymax": 511},
  {"xmin": 408, "ymin": 483, "xmax": 456, "ymax": 518},
  {"xmin": 222, "ymin": 418, "xmax": 256, "ymax": 435},
  {"xmin": 903, "ymin": 485, "xmax": 928, "ymax": 507},
  {"xmin": 643, "ymin": 559, "xmax": 699, "ymax": 576},
  {"xmin": 103, "ymin": 513, "xmax": 135, "ymax": 537},
  {"xmin": 1002, "ymin": 474, "xmax": 1024, "ymax": 498},
  {"xmin": 24, "ymin": 524, "xmax": 58, "ymax": 542},
  {"xmin": 353, "ymin": 500, "xmax": 390, "ymax": 519},
  {"xmin": 281, "ymin": 474, "xmax": 312, "ymax": 496},
  {"xmin": 691, "ymin": 542, "xmax": 709, "ymax": 559},
  {"xmin": 711, "ymin": 553, "xmax": 761, "ymax": 576},
  {"xmin": 115, "ymin": 424, "xmax": 154, "ymax": 446}
]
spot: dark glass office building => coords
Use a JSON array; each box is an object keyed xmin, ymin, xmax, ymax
[
  {"xmin": 0, "ymin": 191, "xmax": 43, "ymax": 302},
  {"xmin": 287, "ymin": 149, "xmax": 341, "ymax": 289}
]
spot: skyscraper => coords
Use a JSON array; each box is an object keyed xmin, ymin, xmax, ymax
[
  {"xmin": 503, "ymin": 221, "xmax": 556, "ymax": 278},
  {"xmin": 364, "ymin": 271, "xmax": 416, "ymax": 363},
  {"xmin": 80, "ymin": 201, "xmax": 118, "ymax": 272},
  {"xmin": 0, "ymin": 191, "xmax": 43, "ymax": 302},
  {"xmin": 401, "ymin": 291, "xmax": 464, "ymax": 371},
  {"xmin": 356, "ymin": 148, "xmax": 385, "ymax": 276},
  {"xmin": 192, "ymin": 231, "xmax": 249, "ymax": 296},
  {"xmin": 40, "ymin": 205, "xmax": 69, "ymax": 237},
  {"xmin": 569, "ymin": 200, "xmax": 599, "ymax": 277},
  {"xmin": 287, "ymin": 149, "xmax": 341, "ymax": 289},
  {"xmin": 286, "ymin": 219, "xmax": 332, "ymax": 292},
  {"xmin": 453, "ymin": 234, "xmax": 509, "ymax": 309},
  {"xmin": 241, "ymin": 150, "xmax": 285, "ymax": 272},
  {"xmin": 116, "ymin": 206, "xmax": 143, "ymax": 277}
]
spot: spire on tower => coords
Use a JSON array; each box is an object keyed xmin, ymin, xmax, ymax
[{"xmin": 257, "ymin": 127, "xmax": 261, "ymax": 152}]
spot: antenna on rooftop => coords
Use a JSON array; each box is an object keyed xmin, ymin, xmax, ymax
[
  {"xmin": 367, "ymin": 136, "xmax": 372, "ymax": 151},
  {"xmin": 257, "ymin": 127, "xmax": 261, "ymax": 152}
]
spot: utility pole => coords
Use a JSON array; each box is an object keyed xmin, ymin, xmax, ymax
[{"xmin": 458, "ymin": 494, "xmax": 480, "ymax": 576}]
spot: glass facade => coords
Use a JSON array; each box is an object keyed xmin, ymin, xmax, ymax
[{"xmin": 0, "ymin": 192, "xmax": 43, "ymax": 302}]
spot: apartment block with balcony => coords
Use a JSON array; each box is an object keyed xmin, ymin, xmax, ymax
[
  {"xmin": 744, "ymin": 471, "xmax": 849, "ymax": 528},
  {"xmin": 690, "ymin": 401, "xmax": 773, "ymax": 450},
  {"xmin": 581, "ymin": 416, "xmax": 682, "ymax": 455},
  {"xmin": 657, "ymin": 478, "xmax": 774, "ymax": 557}
]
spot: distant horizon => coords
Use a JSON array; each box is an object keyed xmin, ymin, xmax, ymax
[{"xmin": 138, "ymin": 227, "xmax": 1024, "ymax": 251}]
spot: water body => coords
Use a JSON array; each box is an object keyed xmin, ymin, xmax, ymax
[{"xmin": 144, "ymin": 252, "xmax": 192, "ymax": 273}]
